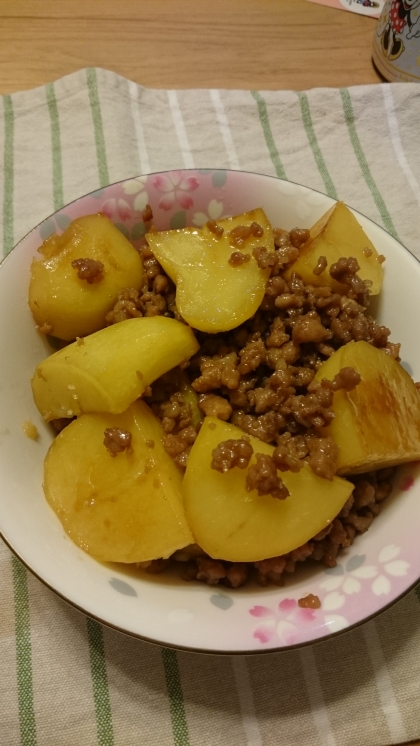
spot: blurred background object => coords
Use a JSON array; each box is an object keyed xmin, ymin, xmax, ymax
[{"xmin": 372, "ymin": 0, "xmax": 420, "ymax": 81}]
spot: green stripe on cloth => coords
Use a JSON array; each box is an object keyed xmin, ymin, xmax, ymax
[
  {"xmin": 84, "ymin": 84, "xmax": 114, "ymax": 743},
  {"xmin": 340, "ymin": 88, "xmax": 398, "ymax": 239},
  {"xmin": 297, "ymin": 92, "xmax": 338, "ymax": 200},
  {"xmin": 251, "ymin": 91, "xmax": 287, "ymax": 180},
  {"xmin": 3, "ymin": 94, "xmax": 14, "ymax": 256},
  {"xmin": 161, "ymin": 648, "xmax": 191, "ymax": 746},
  {"xmin": 12, "ymin": 557, "xmax": 37, "ymax": 746},
  {"xmin": 86, "ymin": 618, "xmax": 114, "ymax": 746},
  {"xmin": 86, "ymin": 68, "xmax": 110, "ymax": 188},
  {"xmin": 46, "ymin": 82, "xmax": 64, "ymax": 211}
]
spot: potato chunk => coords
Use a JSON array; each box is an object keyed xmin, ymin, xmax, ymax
[
  {"xmin": 315, "ymin": 341, "xmax": 420, "ymax": 474},
  {"xmin": 32, "ymin": 316, "xmax": 199, "ymax": 421},
  {"xmin": 182, "ymin": 418, "xmax": 353, "ymax": 562},
  {"xmin": 146, "ymin": 208, "xmax": 275, "ymax": 332},
  {"xmin": 44, "ymin": 401, "xmax": 194, "ymax": 563},
  {"xmin": 284, "ymin": 202, "xmax": 383, "ymax": 295},
  {"xmin": 29, "ymin": 213, "xmax": 144, "ymax": 340}
]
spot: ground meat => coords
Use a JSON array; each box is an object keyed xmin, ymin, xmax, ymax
[
  {"xmin": 289, "ymin": 227, "xmax": 310, "ymax": 248},
  {"xmin": 105, "ymin": 288, "xmax": 143, "ymax": 324},
  {"xmin": 352, "ymin": 479, "xmax": 376, "ymax": 509},
  {"xmin": 292, "ymin": 312, "xmax": 332, "ymax": 345},
  {"xmin": 71, "ymin": 257, "xmax": 104, "ymax": 283},
  {"xmin": 265, "ymin": 317, "xmax": 289, "ymax": 348},
  {"xmin": 232, "ymin": 410, "xmax": 285, "ymax": 443},
  {"xmin": 163, "ymin": 425, "xmax": 197, "ymax": 470},
  {"xmin": 272, "ymin": 446, "xmax": 303, "ymax": 473},
  {"xmin": 306, "ymin": 436, "xmax": 339, "ymax": 480},
  {"xmin": 254, "ymin": 556, "xmax": 287, "ymax": 586},
  {"xmin": 265, "ymin": 275, "xmax": 287, "ymax": 297},
  {"xmin": 229, "ymin": 225, "xmax": 251, "ymax": 247},
  {"xmin": 207, "ymin": 219, "xmax": 224, "ymax": 237},
  {"xmin": 196, "ymin": 557, "xmax": 227, "ymax": 585},
  {"xmin": 250, "ymin": 222, "xmax": 264, "ymax": 237},
  {"xmin": 225, "ymin": 563, "xmax": 250, "ymax": 588},
  {"xmin": 238, "ymin": 337, "xmax": 266, "ymax": 374},
  {"xmin": 103, "ymin": 427, "xmax": 132, "ymax": 457},
  {"xmin": 153, "ymin": 274, "xmax": 169, "ymax": 294},
  {"xmin": 158, "ymin": 392, "xmax": 192, "ymax": 433},
  {"xmin": 211, "ymin": 438, "xmax": 253, "ymax": 473},
  {"xmin": 198, "ymin": 394, "xmax": 232, "ymax": 421},
  {"xmin": 229, "ymin": 251, "xmax": 251, "ymax": 266},
  {"xmin": 253, "ymin": 246, "xmax": 277, "ymax": 270},
  {"xmin": 298, "ymin": 594, "xmax": 321, "ymax": 609},
  {"xmin": 50, "ymin": 417, "xmax": 73, "ymax": 432},
  {"xmin": 182, "ymin": 557, "xmax": 249, "ymax": 588},
  {"xmin": 329, "ymin": 256, "xmax": 370, "ymax": 305},
  {"xmin": 313, "ymin": 256, "xmax": 328, "ymax": 276},
  {"xmin": 142, "ymin": 204, "xmax": 153, "ymax": 223},
  {"xmin": 344, "ymin": 511, "xmax": 374, "ymax": 533},
  {"xmin": 138, "ymin": 291, "xmax": 167, "ymax": 317},
  {"xmin": 137, "ymin": 558, "xmax": 170, "ymax": 574},
  {"xmin": 192, "ymin": 353, "xmax": 240, "ymax": 392},
  {"xmin": 330, "ymin": 256, "xmax": 360, "ymax": 284},
  {"xmin": 330, "ymin": 367, "xmax": 361, "ymax": 392},
  {"xmin": 229, "ymin": 222, "xmax": 264, "ymax": 248},
  {"xmin": 246, "ymin": 453, "xmax": 290, "ymax": 499},
  {"xmin": 281, "ymin": 387, "xmax": 335, "ymax": 430},
  {"xmin": 274, "ymin": 432, "xmax": 307, "ymax": 467}
]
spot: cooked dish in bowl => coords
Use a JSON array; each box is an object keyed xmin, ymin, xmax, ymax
[{"xmin": 2, "ymin": 170, "xmax": 420, "ymax": 653}]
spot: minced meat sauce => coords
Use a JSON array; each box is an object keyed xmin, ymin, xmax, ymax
[{"xmin": 100, "ymin": 215, "xmax": 398, "ymax": 587}]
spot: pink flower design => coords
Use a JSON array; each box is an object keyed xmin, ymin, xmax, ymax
[
  {"xmin": 153, "ymin": 171, "xmax": 199, "ymax": 211},
  {"xmin": 101, "ymin": 198, "xmax": 131, "ymax": 221},
  {"xmin": 400, "ymin": 475, "xmax": 414, "ymax": 491},
  {"xmin": 249, "ymin": 598, "xmax": 317, "ymax": 645}
]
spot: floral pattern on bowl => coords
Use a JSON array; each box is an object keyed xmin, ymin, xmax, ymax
[{"xmin": 1, "ymin": 169, "xmax": 420, "ymax": 654}]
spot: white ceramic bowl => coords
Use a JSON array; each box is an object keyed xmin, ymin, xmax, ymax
[{"xmin": 1, "ymin": 169, "xmax": 420, "ymax": 654}]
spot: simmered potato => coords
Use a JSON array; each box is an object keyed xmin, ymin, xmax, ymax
[
  {"xmin": 29, "ymin": 213, "xmax": 144, "ymax": 340},
  {"xmin": 32, "ymin": 316, "xmax": 199, "ymax": 421},
  {"xmin": 284, "ymin": 202, "xmax": 383, "ymax": 294},
  {"xmin": 315, "ymin": 341, "xmax": 420, "ymax": 474},
  {"xmin": 146, "ymin": 208, "xmax": 275, "ymax": 332},
  {"xmin": 183, "ymin": 417, "xmax": 353, "ymax": 562},
  {"xmin": 44, "ymin": 401, "xmax": 194, "ymax": 562}
]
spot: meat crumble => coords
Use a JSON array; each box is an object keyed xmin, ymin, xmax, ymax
[
  {"xmin": 71, "ymin": 257, "xmax": 104, "ymax": 284},
  {"xmin": 246, "ymin": 453, "xmax": 290, "ymax": 499},
  {"xmin": 211, "ymin": 438, "xmax": 254, "ymax": 473},
  {"xmin": 103, "ymin": 427, "xmax": 132, "ymax": 457}
]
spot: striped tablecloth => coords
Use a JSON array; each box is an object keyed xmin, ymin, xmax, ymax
[{"xmin": 1, "ymin": 68, "xmax": 420, "ymax": 746}]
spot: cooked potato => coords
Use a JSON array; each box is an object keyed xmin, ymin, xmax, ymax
[
  {"xmin": 284, "ymin": 202, "xmax": 383, "ymax": 294},
  {"xmin": 146, "ymin": 208, "xmax": 275, "ymax": 332},
  {"xmin": 44, "ymin": 401, "xmax": 194, "ymax": 563},
  {"xmin": 32, "ymin": 316, "xmax": 199, "ymax": 421},
  {"xmin": 29, "ymin": 213, "xmax": 144, "ymax": 340},
  {"xmin": 182, "ymin": 417, "xmax": 353, "ymax": 562},
  {"xmin": 315, "ymin": 341, "xmax": 420, "ymax": 474}
]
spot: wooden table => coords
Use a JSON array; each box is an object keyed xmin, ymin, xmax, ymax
[
  {"xmin": 0, "ymin": 0, "xmax": 384, "ymax": 94},
  {"xmin": 2, "ymin": 3, "xmax": 419, "ymax": 746}
]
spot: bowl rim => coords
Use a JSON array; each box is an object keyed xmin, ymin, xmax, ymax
[
  {"xmin": 3, "ymin": 526, "xmax": 420, "ymax": 656},
  {"xmin": 3, "ymin": 167, "xmax": 418, "ymax": 268},
  {"xmin": 2, "ymin": 168, "xmax": 420, "ymax": 654}
]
